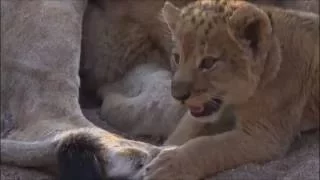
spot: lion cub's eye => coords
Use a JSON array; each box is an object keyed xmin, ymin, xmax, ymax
[
  {"xmin": 171, "ymin": 53, "xmax": 180, "ymax": 65},
  {"xmin": 199, "ymin": 56, "xmax": 219, "ymax": 71}
]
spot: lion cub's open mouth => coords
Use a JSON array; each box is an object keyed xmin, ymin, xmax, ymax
[{"xmin": 188, "ymin": 98, "xmax": 222, "ymax": 117}]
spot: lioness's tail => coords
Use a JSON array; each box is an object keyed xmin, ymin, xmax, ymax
[{"xmin": 57, "ymin": 132, "xmax": 106, "ymax": 180}]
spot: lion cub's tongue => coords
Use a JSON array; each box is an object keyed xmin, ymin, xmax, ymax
[{"xmin": 188, "ymin": 105, "xmax": 204, "ymax": 114}]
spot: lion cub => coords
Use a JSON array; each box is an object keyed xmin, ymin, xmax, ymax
[{"xmin": 138, "ymin": 0, "xmax": 319, "ymax": 179}]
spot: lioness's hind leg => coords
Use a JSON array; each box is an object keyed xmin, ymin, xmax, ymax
[{"xmin": 1, "ymin": 139, "xmax": 57, "ymax": 168}]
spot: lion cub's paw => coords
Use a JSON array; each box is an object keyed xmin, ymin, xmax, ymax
[
  {"xmin": 107, "ymin": 142, "xmax": 162, "ymax": 179},
  {"xmin": 139, "ymin": 146, "xmax": 199, "ymax": 180}
]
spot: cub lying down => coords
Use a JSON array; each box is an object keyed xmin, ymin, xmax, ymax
[{"xmin": 138, "ymin": 0, "xmax": 319, "ymax": 180}]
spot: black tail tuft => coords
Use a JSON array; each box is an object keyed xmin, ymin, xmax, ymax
[{"xmin": 57, "ymin": 132, "xmax": 106, "ymax": 180}]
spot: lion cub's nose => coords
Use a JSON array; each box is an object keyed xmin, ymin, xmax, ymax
[{"xmin": 171, "ymin": 81, "xmax": 192, "ymax": 101}]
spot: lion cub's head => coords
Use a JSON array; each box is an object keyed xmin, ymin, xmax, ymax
[{"xmin": 162, "ymin": 0, "xmax": 279, "ymax": 119}]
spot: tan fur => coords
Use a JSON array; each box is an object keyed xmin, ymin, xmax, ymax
[
  {"xmin": 82, "ymin": 0, "xmax": 318, "ymax": 140},
  {"xmin": 138, "ymin": 1, "xmax": 319, "ymax": 179},
  {"xmin": 165, "ymin": 105, "xmax": 236, "ymax": 145},
  {"xmin": 2, "ymin": 0, "xmax": 318, "ymax": 178},
  {"xmin": 81, "ymin": 0, "xmax": 196, "ymax": 138}
]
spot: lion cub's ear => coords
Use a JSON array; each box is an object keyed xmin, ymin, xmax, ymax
[
  {"xmin": 227, "ymin": 2, "xmax": 272, "ymax": 57},
  {"xmin": 161, "ymin": 1, "xmax": 181, "ymax": 33}
]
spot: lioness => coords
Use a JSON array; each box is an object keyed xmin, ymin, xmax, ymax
[
  {"xmin": 139, "ymin": 0, "xmax": 319, "ymax": 179},
  {"xmin": 0, "ymin": 1, "xmax": 161, "ymax": 179}
]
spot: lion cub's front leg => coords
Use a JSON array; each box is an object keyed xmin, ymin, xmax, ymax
[
  {"xmin": 142, "ymin": 105, "xmax": 300, "ymax": 180},
  {"xmin": 165, "ymin": 106, "xmax": 236, "ymax": 146},
  {"xmin": 142, "ymin": 128, "xmax": 289, "ymax": 180}
]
